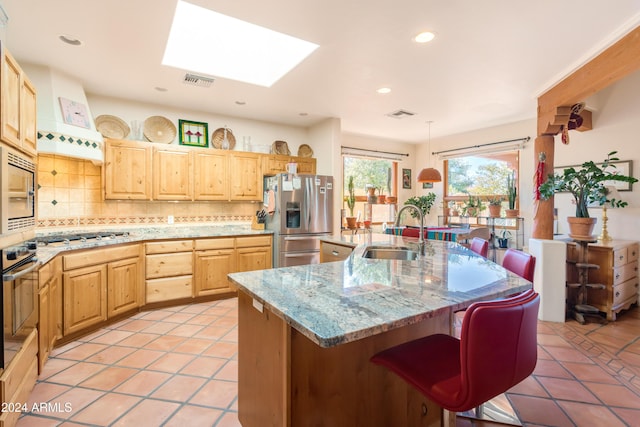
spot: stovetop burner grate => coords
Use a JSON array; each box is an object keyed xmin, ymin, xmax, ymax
[{"xmin": 37, "ymin": 231, "xmax": 129, "ymax": 245}]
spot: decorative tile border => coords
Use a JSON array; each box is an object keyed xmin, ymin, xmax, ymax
[
  {"xmin": 36, "ymin": 215, "xmax": 253, "ymax": 229},
  {"xmin": 37, "ymin": 131, "xmax": 104, "ymax": 152}
]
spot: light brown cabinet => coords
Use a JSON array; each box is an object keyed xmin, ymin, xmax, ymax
[
  {"xmin": 153, "ymin": 145, "xmax": 193, "ymax": 200},
  {"xmin": 1, "ymin": 47, "xmax": 37, "ymax": 156},
  {"xmin": 262, "ymin": 154, "xmax": 316, "ymax": 176},
  {"xmin": 145, "ymin": 240, "xmax": 194, "ymax": 303},
  {"xmin": 62, "ymin": 244, "xmax": 141, "ymax": 336},
  {"xmin": 236, "ymin": 235, "xmax": 272, "ymax": 272},
  {"xmin": 230, "ymin": 152, "xmax": 263, "ymax": 200},
  {"xmin": 194, "ymin": 238, "xmax": 236, "ymax": 297},
  {"xmin": 38, "ymin": 257, "xmax": 62, "ymax": 372},
  {"xmin": 104, "ymin": 139, "xmax": 153, "ymax": 200},
  {"xmin": 567, "ymin": 240, "xmax": 639, "ymax": 320},
  {"xmin": 194, "ymin": 151, "xmax": 229, "ymax": 200}
]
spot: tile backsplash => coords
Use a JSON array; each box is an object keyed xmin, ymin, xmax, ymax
[{"xmin": 37, "ymin": 155, "xmax": 256, "ymax": 229}]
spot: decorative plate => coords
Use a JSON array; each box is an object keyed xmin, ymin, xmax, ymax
[
  {"xmin": 272, "ymin": 140, "xmax": 291, "ymax": 155},
  {"xmin": 95, "ymin": 115, "xmax": 130, "ymax": 139},
  {"xmin": 143, "ymin": 116, "xmax": 176, "ymax": 143},
  {"xmin": 211, "ymin": 128, "xmax": 236, "ymax": 149},
  {"xmin": 297, "ymin": 144, "xmax": 313, "ymax": 158}
]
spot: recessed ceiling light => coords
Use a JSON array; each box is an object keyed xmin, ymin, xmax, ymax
[
  {"xmin": 299, "ymin": 112, "xmax": 308, "ymax": 116},
  {"xmin": 414, "ymin": 31, "xmax": 436, "ymax": 43},
  {"xmin": 59, "ymin": 34, "xmax": 82, "ymax": 46},
  {"xmin": 163, "ymin": 0, "xmax": 319, "ymax": 87},
  {"xmin": 377, "ymin": 87, "xmax": 391, "ymax": 94},
  {"xmin": 154, "ymin": 87, "xmax": 168, "ymax": 92},
  {"xmin": 235, "ymin": 101, "xmax": 246, "ymax": 105}
]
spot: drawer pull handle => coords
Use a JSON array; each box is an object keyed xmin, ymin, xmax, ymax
[
  {"xmin": 332, "ymin": 251, "xmax": 339, "ymax": 256},
  {"xmin": 615, "ymin": 273, "xmax": 620, "ymax": 279}
]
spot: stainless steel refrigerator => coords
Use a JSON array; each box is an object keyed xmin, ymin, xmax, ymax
[{"xmin": 264, "ymin": 174, "xmax": 334, "ymax": 267}]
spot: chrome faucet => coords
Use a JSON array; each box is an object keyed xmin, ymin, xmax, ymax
[{"xmin": 394, "ymin": 204, "xmax": 425, "ymax": 255}]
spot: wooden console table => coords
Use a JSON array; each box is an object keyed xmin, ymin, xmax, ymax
[{"xmin": 566, "ymin": 239, "xmax": 639, "ymax": 321}]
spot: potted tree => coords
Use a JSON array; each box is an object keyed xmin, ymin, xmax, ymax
[
  {"xmin": 405, "ymin": 193, "xmax": 437, "ymax": 218},
  {"xmin": 538, "ymin": 151, "xmax": 638, "ymax": 238},
  {"xmin": 345, "ymin": 176, "xmax": 357, "ymax": 229},
  {"xmin": 505, "ymin": 171, "xmax": 519, "ymax": 217}
]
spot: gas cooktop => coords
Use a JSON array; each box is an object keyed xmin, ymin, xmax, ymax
[{"xmin": 36, "ymin": 231, "xmax": 130, "ymax": 246}]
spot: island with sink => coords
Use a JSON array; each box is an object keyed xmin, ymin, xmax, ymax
[{"xmin": 228, "ymin": 232, "xmax": 531, "ymax": 427}]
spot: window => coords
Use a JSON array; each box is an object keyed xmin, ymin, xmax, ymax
[
  {"xmin": 444, "ymin": 150, "xmax": 519, "ymax": 215},
  {"xmin": 343, "ymin": 156, "xmax": 397, "ymax": 224}
]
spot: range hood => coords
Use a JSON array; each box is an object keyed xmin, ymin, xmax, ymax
[{"xmin": 21, "ymin": 64, "xmax": 104, "ymax": 163}]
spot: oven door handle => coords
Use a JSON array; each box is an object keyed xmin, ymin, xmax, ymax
[{"xmin": 2, "ymin": 258, "xmax": 41, "ymax": 281}]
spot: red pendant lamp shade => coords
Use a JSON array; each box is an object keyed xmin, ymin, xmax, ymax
[{"xmin": 417, "ymin": 167, "xmax": 442, "ymax": 183}]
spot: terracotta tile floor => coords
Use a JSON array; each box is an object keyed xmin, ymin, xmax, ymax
[{"xmin": 17, "ymin": 298, "xmax": 640, "ymax": 427}]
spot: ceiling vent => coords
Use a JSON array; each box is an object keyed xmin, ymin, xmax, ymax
[
  {"xmin": 183, "ymin": 73, "xmax": 215, "ymax": 87},
  {"xmin": 386, "ymin": 109, "xmax": 416, "ymax": 119}
]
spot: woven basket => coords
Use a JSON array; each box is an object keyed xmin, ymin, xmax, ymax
[
  {"xmin": 211, "ymin": 128, "xmax": 236, "ymax": 149},
  {"xmin": 272, "ymin": 140, "xmax": 290, "ymax": 155},
  {"xmin": 143, "ymin": 116, "xmax": 176, "ymax": 143},
  {"xmin": 95, "ymin": 115, "xmax": 130, "ymax": 139},
  {"xmin": 297, "ymin": 144, "xmax": 313, "ymax": 158}
]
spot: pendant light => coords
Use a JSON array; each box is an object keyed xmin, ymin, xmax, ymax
[{"xmin": 417, "ymin": 121, "xmax": 442, "ymax": 183}]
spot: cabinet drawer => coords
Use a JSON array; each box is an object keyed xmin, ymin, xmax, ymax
[
  {"xmin": 195, "ymin": 238, "xmax": 235, "ymax": 251},
  {"xmin": 629, "ymin": 244, "xmax": 639, "ymax": 262},
  {"xmin": 613, "ymin": 260, "xmax": 638, "ymax": 285},
  {"xmin": 146, "ymin": 240, "xmax": 193, "ymax": 254},
  {"xmin": 146, "ymin": 276, "xmax": 193, "ymax": 303},
  {"xmin": 146, "ymin": 252, "xmax": 193, "ymax": 279},
  {"xmin": 0, "ymin": 329, "xmax": 37, "ymax": 403},
  {"xmin": 321, "ymin": 242, "xmax": 354, "ymax": 262},
  {"xmin": 63, "ymin": 244, "xmax": 140, "ymax": 270},
  {"xmin": 236, "ymin": 235, "xmax": 272, "ymax": 248},
  {"xmin": 613, "ymin": 278, "xmax": 639, "ymax": 305},
  {"xmin": 613, "ymin": 247, "xmax": 628, "ymax": 267}
]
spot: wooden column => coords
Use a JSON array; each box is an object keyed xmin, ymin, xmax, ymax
[{"xmin": 532, "ymin": 135, "xmax": 555, "ymax": 239}]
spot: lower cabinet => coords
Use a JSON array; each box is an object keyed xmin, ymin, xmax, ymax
[
  {"xmin": 236, "ymin": 236, "xmax": 272, "ymax": 272},
  {"xmin": 38, "ymin": 257, "xmax": 62, "ymax": 372},
  {"xmin": 145, "ymin": 240, "xmax": 194, "ymax": 303},
  {"xmin": 194, "ymin": 238, "xmax": 236, "ymax": 297},
  {"xmin": 62, "ymin": 244, "xmax": 142, "ymax": 336}
]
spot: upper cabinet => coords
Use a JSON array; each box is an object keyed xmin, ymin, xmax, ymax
[
  {"xmin": 153, "ymin": 145, "xmax": 193, "ymax": 200},
  {"xmin": 1, "ymin": 47, "xmax": 37, "ymax": 156},
  {"xmin": 263, "ymin": 154, "xmax": 316, "ymax": 176},
  {"xmin": 104, "ymin": 139, "xmax": 271, "ymax": 202},
  {"xmin": 230, "ymin": 152, "xmax": 263, "ymax": 201},
  {"xmin": 104, "ymin": 139, "xmax": 153, "ymax": 200}
]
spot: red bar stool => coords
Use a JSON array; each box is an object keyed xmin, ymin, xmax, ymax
[
  {"xmin": 502, "ymin": 248, "xmax": 536, "ymax": 282},
  {"xmin": 371, "ymin": 290, "xmax": 539, "ymax": 423},
  {"xmin": 469, "ymin": 237, "xmax": 489, "ymax": 258}
]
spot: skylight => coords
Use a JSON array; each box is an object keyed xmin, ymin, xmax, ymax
[{"xmin": 162, "ymin": 1, "xmax": 319, "ymax": 87}]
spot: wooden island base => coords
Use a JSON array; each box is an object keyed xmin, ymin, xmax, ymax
[{"xmin": 238, "ymin": 291, "xmax": 449, "ymax": 427}]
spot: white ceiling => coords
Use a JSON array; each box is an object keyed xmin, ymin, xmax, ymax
[{"xmin": 3, "ymin": 0, "xmax": 640, "ymax": 142}]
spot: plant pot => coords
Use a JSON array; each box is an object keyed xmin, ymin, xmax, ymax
[
  {"xmin": 386, "ymin": 196, "xmax": 397, "ymax": 204},
  {"xmin": 488, "ymin": 205, "xmax": 502, "ymax": 218},
  {"xmin": 505, "ymin": 209, "xmax": 519, "ymax": 218},
  {"xmin": 497, "ymin": 238, "xmax": 509, "ymax": 249},
  {"xmin": 567, "ymin": 217, "xmax": 597, "ymax": 240},
  {"xmin": 451, "ymin": 210, "xmax": 459, "ymax": 217},
  {"xmin": 377, "ymin": 195, "xmax": 386, "ymax": 204},
  {"xmin": 367, "ymin": 196, "xmax": 377, "ymax": 204},
  {"xmin": 466, "ymin": 208, "xmax": 477, "ymax": 217},
  {"xmin": 345, "ymin": 216, "xmax": 357, "ymax": 229}
]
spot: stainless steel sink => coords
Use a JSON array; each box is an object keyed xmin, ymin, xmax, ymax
[{"xmin": 362, "ymin": 246, "xmax": 418, "ymax": 261}]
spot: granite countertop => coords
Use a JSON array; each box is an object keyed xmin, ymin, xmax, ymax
[
  {"xmin": 35, "ymin": 223, "xmax": 272, "ymax": 264},
  {"xmin": 228, "ymin": 232, "xmax": 531, "ymax": 348}
]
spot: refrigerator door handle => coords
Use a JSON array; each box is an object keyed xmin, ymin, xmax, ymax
[
  {"xmin": 283, "ymin": 236, "xmax": 316, "ymax": 241},
  {"xmin": 305, "ymin": 178, "xmax": 311, "ymax": 229}
]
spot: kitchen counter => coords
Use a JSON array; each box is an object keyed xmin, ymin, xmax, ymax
[
  {"xmin": 229, "ymin": 232, "xmax": 531, "ymax": 347},
  {"xmin": 229, "ymin": 233, "xmax": 532, "ymax": 427},
  {"xmin": 35, "ymin": 223, "xmax": 272, "ymax": 264}
]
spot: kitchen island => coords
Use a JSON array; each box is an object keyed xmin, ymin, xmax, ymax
[{"xmin": 228, "ymin": 233, "xmax": 532, "ymax": 427}]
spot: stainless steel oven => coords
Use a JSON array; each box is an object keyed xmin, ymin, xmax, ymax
[
  {"xmin": 1, "ymin": 145, "xmax": 36, "ymax": 235},
  {"xmin": 1, "ymin": 241, "xmax": 39, "ymax": 369}
]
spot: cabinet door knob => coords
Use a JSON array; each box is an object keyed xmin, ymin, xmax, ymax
[
  {"xmin": 615, "ymin": 273, "xmax": 620, "ymax": 279},
  {"xmin": 615, "ymin": 291, "xmax": 620, "ymax": 298}
]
